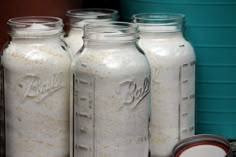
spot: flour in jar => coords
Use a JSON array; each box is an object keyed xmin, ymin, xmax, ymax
[
  {"xmin": 138, "ymin": 32, "xmax": 196, "ymax": 157},
  {"xmin": 2, "ymin": 17, "xmax": 71, "ymax": 157},
  {"xmin": 72, "ymin": 22, "xmax": 150, "ymax": 157},
  {"xmin": 134, "ymin": 13, "xmax": 196, "ymax": 157}
]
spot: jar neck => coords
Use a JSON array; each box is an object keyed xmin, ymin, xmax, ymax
[
  {"xmin": 66, "ymin": 8, "xmax": 119, "ymax": 29},
  {"xmin": 133, "ymin": 13, "xmax": 185, "ymax": 38},
  {"xmin": 84, "ymin": 33, "xmax": 138, "ymax": 46},
  {"xmin": 139, "ymin": 31, "xmax": 183, "ymax": 39},
  {"xmin": 83, "ymin": 22, "xmax": 139, "ymax": 47},
  {"xmin": 84, "ymin": 39, "xmax": 137, "ymax": 48},
  {"xmin": 8, "ymin": 16, "xmax": 63, "ymax": 42},
  {"xmin": 69, "ymin": 19, "xmax": 115, "ymax": 29},
  {"xmin": 10, "ymin": 33, "xmax": 62, "ymax": 44},
  {"xmin": 9, "ymin": 28, "xmax": 63, "ymax": 39}
]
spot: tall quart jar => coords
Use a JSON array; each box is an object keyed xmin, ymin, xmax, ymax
[
  {"xmin": 133, "ymin": 13, "xmax": 196, "ymax": 157},
  {"xmin": 64, "ymin": 8, "xmax": 119, "ymax": 57},
  {"xmin": 1, "ymin": 16, "xmax": 71, "ymax": 157},
  {"xmin": 72, "ymin": 22, "xmax": 150, "ymax": 157}
]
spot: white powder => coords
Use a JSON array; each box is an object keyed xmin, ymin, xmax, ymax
[
  {"xmin": 72, "ymin": 42, "xmax": 150, "ymax": 157},
  {"xmin": 29, "ymin": 23, "xmax": 52, "ymax": 29},
  {"xmin": 138, "ymin": 32, "xmax": 196, "ymax": 157},
  {"xmin": 64, "ymin": 27, "xmax": 84, "ymax": 57},
  {"xmin": 2, "ymin": 23, "xmax": 71, "ymax": 157}
]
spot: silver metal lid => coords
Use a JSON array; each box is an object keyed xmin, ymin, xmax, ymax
[{"xmin": 172, "ymin": 134, "xmax": 233, "ymax": 157}]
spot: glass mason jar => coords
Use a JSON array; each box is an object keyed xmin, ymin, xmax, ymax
[
  {"xmin": 133, "ymin": 13, "xmax": 196, "ymax": 157},
  {"xmin": 64, "ymin": 8, "xmax": 119, "ymax": 57},
  {"xmin": 1, "ymin": 16, "xmax": 71, "ymax": 157},
  {"xmin": 72, "ymin": 22, "xmax": 150, "ymax": 157}
]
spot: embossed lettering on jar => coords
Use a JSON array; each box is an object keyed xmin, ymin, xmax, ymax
[
  {"xmin": 1, "ymin": 16, "xmax": 71, "ymax": 157},
  {"xmin": 133, "ymin": 13, "xmax": 196, "ymax": 157},
  {"xmin": 72, "ymin": 22, "xmax": 151, "ymax": 157}
]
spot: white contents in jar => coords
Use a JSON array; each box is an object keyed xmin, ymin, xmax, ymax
[
  {"xmin": 64, "ymin": 26, "xmax": 83, "ymax": 57},
  {"xmin": 138, "ymin": 32, "xmax": 195, "ymax": 157},
  {"xmin": 72, "ymin": 43, "xmax": 150, "ymax": 157},
  {"xmin": 2, "ymin": 23, "xmax": 71, "ymax": 157}
]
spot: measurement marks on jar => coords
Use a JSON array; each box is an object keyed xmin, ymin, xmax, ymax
[
  {"xmin": 178, "ymin": 60, "xmax": 196, "ymax": 140},
  {"xmin": 182, "ymin": 94, "xmax": 195, "ymax": 101},
  {"xmin": 73, "ymin": 73, "xmax": 96, "ymax": 157}
]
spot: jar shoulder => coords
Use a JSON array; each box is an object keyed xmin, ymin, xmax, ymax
[
  {"xmin": 72, "ymin": 47, "xmax": 151, "ymax": 77},
  {"xmin": 138, "ymin": 38, "xmax": 195, "ymax": 61},
  {"xmin": 1, "ymin": 42, "xmax": 71, "ymax": 71}
]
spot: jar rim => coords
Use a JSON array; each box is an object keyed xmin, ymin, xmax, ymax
[
  {"xmin": 8, "ymin": 16, "xmax": 63, "ymax": 30},
  {"xmin": 83, "ymin": 22, "xmax": 139, "ymax": 43},
  {"xmin": 7, "ymin": 16, "xmax": 63, "ymax": 37},
  {"xmin": 66, "ymin": 8, "xmax": 119, "ymax": 19},
  {"xmin": 132, "ymin": 13, "xmax": 185, "ymax": 22},
  {"xmin": 133, "ymin": 13, "xmax": 184, "ymax": 33},
  {"xmin": 84, "ymin": 21, "xmax": 137, "ymax": 31}
]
